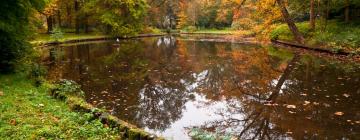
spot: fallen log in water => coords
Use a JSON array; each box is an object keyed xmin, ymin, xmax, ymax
[{"xmin": 271, "ymin": 39, "xmax": 351, "ymax": 55}]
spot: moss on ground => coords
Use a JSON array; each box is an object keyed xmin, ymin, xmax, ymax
[{"xmin": 0, "ymin": 74, "xmax": 120, "ymax": 139}]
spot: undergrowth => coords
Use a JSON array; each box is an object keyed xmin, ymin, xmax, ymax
[
  {"xmin": 270, "ymin": 20, "xmax": 360, "ymax": 54},
  {"xmin": 0, "ymin": 74, "xmax": 120, "ymax": 139}
]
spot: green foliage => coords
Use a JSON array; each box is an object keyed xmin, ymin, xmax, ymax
[
  {"xmin": 50, "ymin": 27, "xmax": 64, "ymax": 42},
  {"xmin": 0, "ymin": 0, "xmax": 45, "ymax": 73},
  {"xmin": 270, "ymin": 22, "xmax": 312, "ymax": 41},
  {"xmin": 142, "ymin": 26, "xmax": 162, "ymax": 34},
  {"xmin": 271, "ymin": 20, "xmax": 360, "ymax": 51},
  {"xmin": 181, "ymin": 26, "xmax": 198, "ymax": 32},
  {"xmin": 189, "ymin": 128, "xmax": 233, "ymax": 140},
  {"xmin": 85, "ymin": 0, "xmax": 148, "ymax": 37},
  {"xmin": 312, "ymin": 21, "xmax": 360, "ymax": 49},
  {"xmin": 29, "ymin": 63, "xmax": 48, "ymax": 87},
  {"xmin": 0, "ymin": 74, "xmax": 120, "ymax": 139},
  {"xmin": 53, "ymin": 79, "xmax": 85, "ymax": 98}
]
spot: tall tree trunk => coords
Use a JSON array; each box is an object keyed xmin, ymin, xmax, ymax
[
  {"xmin": 84, "ymin": 15, "xmax": 89, "ymax": 33},
  {"xmin": 276, "ymin": 0, "xmax": 305, "ymax": 44},
  {"xmin": 66, "ymin": 4, "xmax": 72, "ymax": 28},
  {"xmin": 57, "ymin": 10, "xmax": 61, "ymax": 27},
  {"xmin": 74, "ymin": 0, "xmax": 80, "ymax": 34},
  {"xmin": 345, "ymin": 0, "xmax": 350, "ymax": 23},
  {"xmin": 324, "ymin": 0, "xmax": 330, "ymax": 31},
  {"xmin": 47, "ymin": 15, "xmax": 53, "ymax": 34},
  {"xmin": 310, "ymin": 0, "xmax": 316, "ymax": 30}
]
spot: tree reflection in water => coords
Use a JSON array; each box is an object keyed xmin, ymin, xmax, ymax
[{"xmin": 46, "ymin": 36, "xmax": 360, "ymax": 139}]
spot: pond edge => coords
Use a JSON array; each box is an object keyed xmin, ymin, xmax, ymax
[{"xmin": 50, "ymin": 84, "xmax": 164, "ymax": 140}]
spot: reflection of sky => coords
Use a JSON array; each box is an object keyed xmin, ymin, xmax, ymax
[
  {"xmin": 144, "ymin": 93, "xmax": 245, "ymax": 140},
  {"xmin": 141, "ymin": 69, "xmax": 246, "ymax": 140},
  {"xmin": 48, "ymin": 38, "xmax": 360, "ymax": 139}
]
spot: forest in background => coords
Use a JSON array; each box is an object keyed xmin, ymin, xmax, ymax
[{"xmin": 1, "ymin": 0, "xmax": 360, "ymax": 72}]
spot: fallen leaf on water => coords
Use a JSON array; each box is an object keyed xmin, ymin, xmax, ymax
[
  {"xmin": 264, "ymin": 103, "xmax": 279, "ymax": 106},
  {"xmin": 323, "ymin": 103, "xmax": 331, "ymax": 107},
  {"xmin": 303, "ymin": 101, "xmax": 311, "ymax": 106},
  {"xmin": 300, "ymin": 94, "xmax": 307, "ymax": 96},
  {"xmin": 334, "ymin": 112, "xmax": 344, "ymax": 116},
  {"xmin": 355, "ymin": 121, "xmax": 360, "ymax": 124},
  {"xmin": 347, "ymin": 120, "xmax": 352, "ymax": 122},
  {"xmin": 343, "ymin": 94, "xmax": 350, "ymax": 98},
  {"xmin": 289, "ymin": 111, "xmax": 296, "ymax": 114},
  {"xmin": 286, "ymin": 105, "xmax": 296, "ymax": 109}
]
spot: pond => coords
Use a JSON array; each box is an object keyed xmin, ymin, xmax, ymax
[{"xmin": 46, "ymin": 35, "xmax": 360, "ymax": 140}]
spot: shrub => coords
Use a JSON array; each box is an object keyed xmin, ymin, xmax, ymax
[
  {"xmin": 182, "ymin": 26, "xmax": 198, "ymax": 32},
  {"xmin": 270, "ymin": 22, "xmax": 311, "ymax": 41},
  {"xmin": 142, "ymin": 26, "xmax": 162, "ymax": 34},
  {"xmin": 0, "ymin": 0, "xmax": 45, "ymax": 73},
  {"xmin": 50, "ymin": 27, "xmax": 64, "ymax": 42},
  {"xmin": 188, "ymin": 128, "xmax": 233, "ymax": 140},
  {"xmin": 52, "ymin": 79, "xmax": 85, "ymax": 99}
]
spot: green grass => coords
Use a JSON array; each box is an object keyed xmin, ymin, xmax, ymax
[
  {"xmin": 0, "ymin": 74, "xmax": 120, "ymax": 139},
  {"xmin": 270, "ymin": 20, "xmax": 360, "ymax": 53},
  {"xmin": 30, "ymin": 33, "xmax": 108, "ymax": 44}
]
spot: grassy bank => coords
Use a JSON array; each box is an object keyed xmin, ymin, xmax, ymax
[
  {"xmin": 179, "ymin": 27, "xmax": 254, "ymax": 36},
  {"xmin": 0, "ymin": 74, "xmax": 120, "ymax": 139},
  {"xmin": 30, "ymin": 33, "xmax": 108, "ymax": 45},
  {"xmin": 270, "ymin": 20, "xmax": 360, "ymax": 54}
]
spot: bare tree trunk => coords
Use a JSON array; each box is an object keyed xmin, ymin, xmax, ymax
[
  {"xmin": 74, "ymin": 0, "xmax": 80, "ymax": 34},
  {"xmin": 47, "ymin": 16, "xmax": 53, "ymax": 34},
  {"xmin": 324, "ymin": 0, "xmax": 330, "ymax": 31},
  {"xmin": 276, "ymin": 0, "xmax": 305, "ymax": 44},
  {"xmin": 310, "ymin": 0, "xmax": 316, "ymax": 30},
  {"xmin": 57, "ymin": 10, "xmax": 61, "ymax": 27},
  {"xmin": 84, "ymin": 15, "xmax": 90, "ymax": 33},
  {"xmin": 345, "ymin": 0, "xmax": 350, "ymax": 23},
  {"xmin": 66, "ymin": 4, "xmax": 72, "ymax": 28}
]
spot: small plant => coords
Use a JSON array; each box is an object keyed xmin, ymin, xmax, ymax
[
  {"xmin": 50, "ymin": 27, "xmax": 64, "ymax": 42},
  {"xmin": 30, "ymin": 63, "xmax": 47, "ymax": 87},
  {"xmin": 188, "ymin": 128, "xmax": 234, "ymax": 140},
  {"xmin": 52, "ymin": 79, "xmax": 84, "ymax": 99},
  {"xmin": 331, "ymin": 45, "xmax": 343, "ymax": 54}
]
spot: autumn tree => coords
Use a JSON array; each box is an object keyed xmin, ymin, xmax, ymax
[
  {"xmin": 84, "ymin": 0, "xmax": 148, "ymax": 36},
  {"xmin": 275, "ymin": 0, "xmax": 305, "ymax": 44}
]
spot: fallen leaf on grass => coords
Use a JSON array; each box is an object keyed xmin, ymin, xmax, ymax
[
  {"xmin": 0, "ymin": 91, "xmax": 3, "ymax": 96},
  {"xmin": 334, "ymin": 112, "xmax": 344, "ymax": 116},
  {"xmin": 10, "ymin": 119, "xmax": 16, "ymax": 126}
]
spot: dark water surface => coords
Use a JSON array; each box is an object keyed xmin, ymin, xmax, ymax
[{"xmin": 46, "ymin": 36, "xmax": 360, "ymax": 140}]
